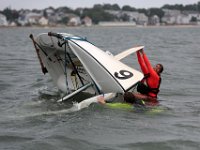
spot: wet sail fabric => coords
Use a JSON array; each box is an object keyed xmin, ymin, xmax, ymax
[{"xmin": 68, "ymin": 39, "xmax": 144, "ymax": 93}]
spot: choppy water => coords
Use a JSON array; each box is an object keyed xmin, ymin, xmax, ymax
[{"xmin": 0, "ymin": 26, "xmax": 200, "ymax": 150}]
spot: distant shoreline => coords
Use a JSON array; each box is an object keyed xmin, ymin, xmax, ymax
[{"xmin": 0, "ymin": 24, "xmax": 200, "ymax": 29}]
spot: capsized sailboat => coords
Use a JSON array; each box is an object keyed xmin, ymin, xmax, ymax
[{"xmin": 30, "ymin": 32, "xmax": 144, "ymax": 102}]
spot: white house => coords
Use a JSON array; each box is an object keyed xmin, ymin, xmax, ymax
[
  {"xmin": 162, "ymin": 9, "xmax": 181, "ymax": 24},
  {"xmin": 9, "ymin": 21, "xmax": 17, "ymax": 27},
  {"xmin": 17, "ymin": 9, "xmax": 31, "ymax": 26},
  {"xmin": 26, "ymin": 13, "xmax": 42, "ymax": 24},
  {"xmin": 162, "ymin": 14, "xmax": 177, "ymax": 24},
  {"xmin": 18, "ymin": 12, "xmax": 42, "ymax": 25},
  {"xmin": 18, "ymin": 15, "xmax": 28, "ymax": 26},
  {"xmin": 82, "ymin": 16, "xmax": 92, "ymax": 26},
  {"xmin": 123, "ymin": 11, "xmax": 148, "ymax": 25},
  {"xmin": 63, "ymin": 13, "xmax": 81, "ymax": 26},
  {"xmin": 68, "ymin": 16, "xmax": 81, "ymax": 26},
  {"xmin": 137, "ymin": 13, "xmax": 148, "ymax": 25},
  {"xmin": 162, "ymin": 9, "xmax": 200, "ymax": 25},
  {"xmin": 121, "ymin": 11, "xmax": 139, "ymax": 22},
  {"xmin": 106, "ymin": 10, "xmax": 148, "ymax": 25},
  {"xmin": 188, "ymin": 13, "xmax": 200, "ymax": 22},
  {"xmin": 149, "ymin": 15, "xmax": 160, "ymax": 25},
  {"xmin": 176, "ymin": 14, "xmax": 190, "ymax": 24},
  {"xmin": 0, "ymin": 13, "xmax": 8, "ymax": 26},
  {"xmin": 38, "ymin": 17, "xmax": 48, "ymax": 26},
  {"xmin": 163, "ymin": 9, "xmax": 181, "ymax": 16},
  {"xmin": 28, "ymin": 16, "xmax": 40, "ymax": 24}
]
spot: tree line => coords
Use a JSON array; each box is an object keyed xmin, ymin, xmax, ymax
[
  {"xmin": 77, "ymin": 2, "xmax": 200, "ymax": 24},
  {"xmin": 1, "ymin": 2, "xmax": 200, "ymax": 24}
]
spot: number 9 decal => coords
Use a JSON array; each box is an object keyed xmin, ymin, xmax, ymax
[{"xmin": 114, "ymin": 70, "xmax": 133, "ymax": 80}]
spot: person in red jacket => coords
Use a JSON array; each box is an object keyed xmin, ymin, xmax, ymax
[
  {"xmin": 132, "ymin": 49, "xmax": 163, "ymax": 105},
  {"xmin": 98, "ymin": 49, "xmax": 163, "ymax": 106}
]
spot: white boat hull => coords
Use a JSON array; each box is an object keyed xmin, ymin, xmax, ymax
[{"xmin": 33, "ymin": 32, "xmax": 144, "ymax": 97}]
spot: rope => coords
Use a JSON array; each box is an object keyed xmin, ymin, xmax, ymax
[
  {"xmin": 66, "ymin": 41, "xmax": 84, "ymax": 86},
  {"xmin": 64, "ymin": 42, "xmax": 70, "ymax": 94}
]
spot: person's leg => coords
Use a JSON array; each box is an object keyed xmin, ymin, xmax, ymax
[
  {"xmin": 133, "ymin": 93, "xmax": 149, "ymax": 100},
  {"xmin": 133, "ymin": 93, "xmax": 157, "ymax": 103},
  {"xmin": 123, "ymin": 92, "xmax": 137, "ymax": 103}
]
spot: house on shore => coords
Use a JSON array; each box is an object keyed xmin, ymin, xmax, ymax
[
  {"xmin": 82, "ymin": 16, "xmax": 92, "ymax": 26},
  {"xmin": 162, "ymin": 9, "xmax": 200, "ymax": 25},
  {"xmin": 18, "ymin": 12, "xmax": 48, "ymax": 26},
  {"xmin": 105, "ymin": 10, "xmax": 148, "ymax": 25},
  {"xmin": 0, "ymin": 13, "xmax": 8, "ymax": 26},
  {"xmin": 148, "ymin": 15, "xmax": 160, "ymax": 26},
  {"xmin": 67, "ymin": 14, "xmax": 81, "ymax": 26},
  {"xmin": 38, "ymin": 17, "xmax": 49, "ymax": 26}
]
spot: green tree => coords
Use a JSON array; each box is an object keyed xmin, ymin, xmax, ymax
[
  {"xmin": 121, "ymin": 13, "xmax": 130, "ymax": 21},
  {"xmin": 112, "ymin": 4, "xmax": 121, "ymax": 10},
  {"xmin": 122, "ymin": 5, "xmax": 136, "ymax": 11},
  {"xmin": 82, "ymin": 7, "xmax": 116, "ymax": 24},
  {"xmin": 102, "ymin": 4, "xmax": 112, "ymax": 10},
  {"xmin": 162, "ymin": 4, "xmax": 183, "ymax": 11},
  {"xmin": 198, "ymin": 1, "xmax": 200, "ymax": 12},
  {"xmin": 60, "ymin": 16, "xmax": 69, "ymax": 24},
  {"xmin": 56, "ymin": 6, "xmax": 74, "ymax": 13},
  {"xmin": 162, "ymin": 3, "xmax": 198, "ymax": 11},
  {"xmin": 137, "ymin": 8, "xmax": 148, "ymax": 16},
  {"xmin": 184, "ymin": 4, "xmax": 197, "ymax": 11},
  {"xmin": 93, "ymin": 4, "xmax": 103, "ymax": 9},
  {"xmin": 43, "ymin": 10, "xmax": 48, "ymax": 18},
  {"xmin": 2, "ymin": 7, "xmax": 19, "ymax": 22},
  {"xmin": 100, "ymin": 4, "xmax": 121, "ymax": 10},
  {"xmin": 191, "ymin": 16, "xmax": 197, "ymax": 22},
  {"xmin": 148, "ymin": 8, "xmax": 164, "ymax": 20}
]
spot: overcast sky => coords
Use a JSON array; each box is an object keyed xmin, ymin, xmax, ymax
[{"xmin": 0, "ymin": 0, "xmax": 199, "ymax": 10}]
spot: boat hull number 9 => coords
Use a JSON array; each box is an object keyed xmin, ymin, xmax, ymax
[{"xmin": 114, "ymin": 70, "xmax": 133, "ymax": 80}]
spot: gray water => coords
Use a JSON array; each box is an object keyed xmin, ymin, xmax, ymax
[{"xmin": 0, "ymin": 26, "xmax": 200, "ymax": 150}]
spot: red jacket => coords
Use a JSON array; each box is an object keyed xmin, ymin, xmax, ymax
[{"xmin": 137, "ymin": 51, "xmax": 161, "ymax": 98}]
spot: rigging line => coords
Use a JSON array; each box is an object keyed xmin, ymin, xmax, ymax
[
  {"xmin": 50, "ymin": 34, "xmax": 55, "ymax": 47},
  {"xmin": 75, "ymin": 74, "xmax": 79, "ymax": 89},
  {"xmin": 64, "ymin": 42, "xmax": 70, "ymax": 94},
  {"xmin": 66, "ymin": 41, "xmax": 84, "ymax": 86},
  {"xmin": 54, "ymin": 53, "xmax": 65, "ymax": 74},
  {"xmin": 30, "ymin": 34, "xmax": 52, "ymax": 61},
  {"xmin": 45, "ymin": 50, "xmax": 57, "ymax": 62}
]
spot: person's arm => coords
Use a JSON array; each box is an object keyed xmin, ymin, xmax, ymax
[
  {"xmin": 141, "ymin": 50, "xmax": 154, "ymax": 74},
  {"xmin": 136, "ymin": 50, "xmax": 148, "ymax": 74}
]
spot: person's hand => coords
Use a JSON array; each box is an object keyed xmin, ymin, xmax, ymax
[
  {"xmin": 139, "ymin": 49, "xmax": 144, "ymax": 54},
  {"xmin": 97, "ymin": 96, "xmax": 106, "ymax": 104}
]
